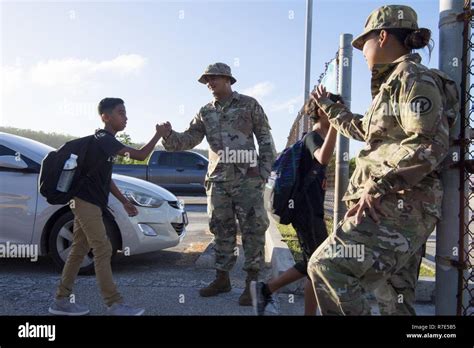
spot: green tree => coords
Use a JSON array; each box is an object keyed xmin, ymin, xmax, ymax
[{"xmin": 114, "ymin": 132, "xmax": 149, "ymax": 165}]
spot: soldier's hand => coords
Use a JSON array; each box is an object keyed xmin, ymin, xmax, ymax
[
  {"xmin": 164, "ymin": 122, "xmax": 172, "ymax": 137},
  {"xmin": 344, "ymin": 192, "xmax": 385, "ymax": 225},
  {"xmin": 156, "ymin": 122, "xmax": 172, "ymax": 138}
]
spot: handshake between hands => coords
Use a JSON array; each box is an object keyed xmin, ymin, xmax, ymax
[{"xmin": 156, "ymin": 122, "xmax": 173, "ymax": 138}]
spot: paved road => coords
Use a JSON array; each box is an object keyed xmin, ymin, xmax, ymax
[{"xmin": 0, "ymin": 199, "xmax": 305, "ymax": 316}]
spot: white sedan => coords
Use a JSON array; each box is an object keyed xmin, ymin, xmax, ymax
[{"xmin": 0, "ymin": 132, "xmax": 188, "ymax": 274}]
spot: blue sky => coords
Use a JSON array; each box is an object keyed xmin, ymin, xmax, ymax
[{"xmin": 1, "ymin": 0, "xmax": 439, "ymax": 157}]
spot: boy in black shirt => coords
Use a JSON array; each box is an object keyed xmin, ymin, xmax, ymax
[
  {"xmin": 49, "ymin": 98, "xmax": 170, "ymax": 316},
  {"xmin": 251, "ymin": 92, "xmax": 338, "ymax": 315}
]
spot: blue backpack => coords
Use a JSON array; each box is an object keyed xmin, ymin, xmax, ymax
[{"xmin": 264, "ymin": 140, "xmax": 304, "ymax": 225}]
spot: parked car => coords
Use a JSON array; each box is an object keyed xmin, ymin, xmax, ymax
[
  {"xmin": 113, "ymin": 150, "xmax": 208, "ymax": 194},
  {"xmin": 0, "ymin": 132, "xmax": 188, "ymax": 274}
]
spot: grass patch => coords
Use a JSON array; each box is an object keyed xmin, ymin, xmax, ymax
[
  {"xmin": 278, "ymin": 223, "xmax": 303, "ymax": 262},
  {"xmin": 419, "ymin": 263, "xmax": 435, "ymax": 277},
  {"xmin": 277, "ymin": 216, "xmax": 333, "ymax": 262}
]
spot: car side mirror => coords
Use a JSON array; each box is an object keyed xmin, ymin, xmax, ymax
[
  {"xmin": 197, "ymin": 161, "xmax": 207, "ymax": 169},
  {"xmin": 0, "ymin": 155, "xmax": 28, "ymax": 170}
]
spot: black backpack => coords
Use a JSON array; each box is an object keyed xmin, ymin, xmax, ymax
[{"xmin": 38, "ymin": 135, "xmax": 96, "ymax": 205}]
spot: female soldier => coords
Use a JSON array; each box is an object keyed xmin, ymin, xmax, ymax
[{"xmin": 308, "ymin": 5, "xmax": 453, "ymax": 315}]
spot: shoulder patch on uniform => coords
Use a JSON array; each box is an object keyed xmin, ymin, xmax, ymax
[{"xmin": 408, "ymin": 96, "xmax": 433, "ymax": 115}]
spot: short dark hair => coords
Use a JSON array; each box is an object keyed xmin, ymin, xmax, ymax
[{"xmin": 98, "ymin": 98, "xmax": 124, "ymax": 115}]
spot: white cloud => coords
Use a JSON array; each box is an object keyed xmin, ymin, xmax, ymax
[
  {"xmin": 269, "ymin": 95, "xmax": 303, "ymax": 114},
  {"xmin": 94, "ymin": 54, "xmax": 147, "ymax": 75},
  {"xmin": 0, "ymin": 66, "xmax": 24, "ymax": 92},
  {"xmin": 30, "ymin": 54, "xmax": 147, "ymax": 87},
  {"xmin": 242, "ymin": 81, "xmax": 275, "ymax": 100}
]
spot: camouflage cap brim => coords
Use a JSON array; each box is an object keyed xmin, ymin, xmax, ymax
[
  {"xmin": 198, "ymin": 73, "xmax": 237, "ymax": 85},
  {"xmin": 351, "ymin": 26, "xmax": 431, "ymax": 51},
  {"xmin": 352, "ymin": 30, "xmax": 373, "ymax": 51}
]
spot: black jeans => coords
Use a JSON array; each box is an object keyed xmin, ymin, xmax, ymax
[{"xmin": 291, "ymin": 195, "xmax": 328, "ymax": 277}]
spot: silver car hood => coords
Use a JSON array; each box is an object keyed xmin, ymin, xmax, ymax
[{"xmin": 112, "ymin": 173, "xmax": 178, "ymax": 201}]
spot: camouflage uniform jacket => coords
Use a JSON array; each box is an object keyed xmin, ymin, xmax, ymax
[
  {"xmin": 162, "ymin": 91, "xmax": 277, "ymax": 182},
  {"xmin": 318, "ymin": 53, "xmax": 450, "ymax": 219}
]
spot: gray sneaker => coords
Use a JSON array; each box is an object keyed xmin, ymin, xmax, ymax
[
  {"xmin": 107, "ymin": 302, "xmax": 145, "ymax": 316},
  {"xmin": 48, "ymin": 298, "xmax": 90, "ymax": 316}
]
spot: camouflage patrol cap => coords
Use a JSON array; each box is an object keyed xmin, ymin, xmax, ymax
[
  {"xmin": 198, "ymin": 62, "xmax": 237, "ymax": 85},
  {"xmin": 352, "ymin": 5, "xmax": 430, "ymax": 50}
]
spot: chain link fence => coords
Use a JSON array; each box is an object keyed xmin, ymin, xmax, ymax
[
  {"xmin": 286, "ymin": 52, "xmax": 339, "ymax": 147},
  {"xmin": 460, "ymin": 0, "xmax": 474, "ymax": 316}
]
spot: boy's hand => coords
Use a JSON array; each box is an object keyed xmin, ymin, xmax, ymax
[{"xmin": 123, "ymin": 201, "xmax": 138, "ymax": 217}]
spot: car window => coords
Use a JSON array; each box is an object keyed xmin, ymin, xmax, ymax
[
  {"xmin": 176, "ymin": 153, "xmax": 201, "ymax": 169},
  {"xmin": 157, "ymin": 152, "xmax": 173, "ymax": 167},
  {"xmin": 0, "ymin": 145, "xmax": 40, "ymax": 171},
  {"xmin": 0, "ymin": 144, "xmax": 16, "ymax": 157},
  {"xmin": 149, "ymin": 151, "xmax": 160, "ymax": 166}
]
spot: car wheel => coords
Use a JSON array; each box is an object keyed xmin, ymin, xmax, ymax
[{"xmin": 48, "ymin": 210, "xmax": 120, "ymax": 275}]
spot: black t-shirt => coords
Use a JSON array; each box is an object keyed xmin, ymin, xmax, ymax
[
  {"xmin": 296, "ymin": 131, "xmax": 326, "ymax": 217},
  {"xmin": 75, "ymin": 129, "xmax": 125, "ymax": 209}
]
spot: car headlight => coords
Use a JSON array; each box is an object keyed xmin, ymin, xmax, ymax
[{"xmin": 119, "ymin": 188, "xmax": 165, "ymax": 208}]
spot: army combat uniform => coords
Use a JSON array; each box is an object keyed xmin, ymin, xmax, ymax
[
  {"xmin": 162, "ymin": 63, "xmax": 276, "ymax": 305},
  {"xmin": 308, "ymin": 5, "xmax": 458, "ymax": 315}
]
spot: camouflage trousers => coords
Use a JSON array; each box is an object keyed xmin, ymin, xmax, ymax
[
  {"xmin": 373, "ymin": 245, "xmax": 424, "ymax": 315},
  {"xmin": 206, "ymin": 171, "xmax": 269, "ymax": 273},
  {"xmin": 308, "ymin": 192, "xmax": 437, "ymax": 315}
]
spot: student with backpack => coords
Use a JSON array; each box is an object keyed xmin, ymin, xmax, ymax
[
  {"xmin": 47, "ymin": 98, "xmax": 170, "ymax": 316},
  {"xmin": 251, "ymin": 94, "xmax": 338, "ymax": 315}
]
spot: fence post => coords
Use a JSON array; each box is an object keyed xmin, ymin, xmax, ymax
[
  {"xmin": 437, "ymin": 0, "xmax": 467, "ymax": 315},
  {"xmin": 333, "ymin": 33, "xmax": 352, "ymax": 232}
]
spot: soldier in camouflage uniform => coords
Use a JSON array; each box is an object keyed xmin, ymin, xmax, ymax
[
  {"xmin": 161, "ymin": 63, "xmax": 276, "ymax": 306},
  {"xmin": 308, "ymin": 5, "xmax": 458, "ymax": 315}
]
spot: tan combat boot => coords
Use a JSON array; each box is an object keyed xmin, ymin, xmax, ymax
[
  {"xmin": 239, "ymin": 271, "xmax": 258, "ymax": 306},
  {"xmin": 199, "ymin": 270, "xmax": 232, "ymax": 297}
]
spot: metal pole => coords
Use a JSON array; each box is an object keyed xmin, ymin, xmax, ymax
[
  {"xmin": 302, "ymin": 0, "xmax": 313, "ymax": 137},
  {"xmin": 437, "ymin": 0, "xmax": 466, "ymax": 315},
  {"xmin": 333, "ymin": 33, "xmax": 352, "ymax": 232}
]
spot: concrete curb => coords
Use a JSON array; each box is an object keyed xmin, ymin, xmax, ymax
[
  {"xmin": 264, "ymin": 216, "xmax": 305, "ymax": 294},
  {"xmin": 416, "ymin": 276, "xmax": 436, "ymax": 303}
]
